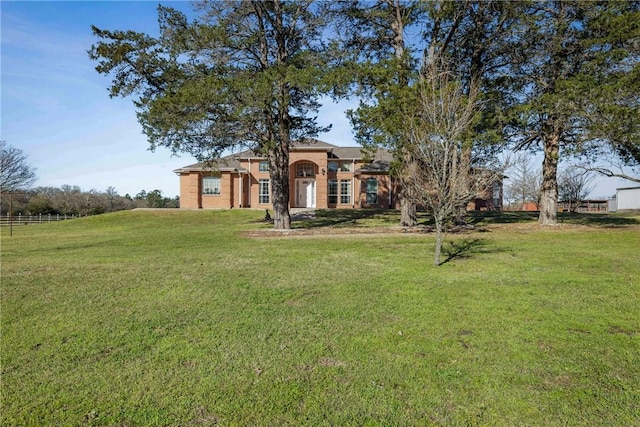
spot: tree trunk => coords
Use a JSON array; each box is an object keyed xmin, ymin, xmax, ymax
[
  {"xmin": 538, "ymin": 133, "xmax": 559, "ymax": 225},
  {"xmin": 454, "ymin": 144, "xmax": 473, "ymax": 224},
  {"xmin": 273, "ymin": 198, "xmax": 291, "ymax": 229},
  {"xmin": 434, "ymin": 217, "xmax": 444, "ymax": 266},
  {"xmin": 391, "ymin": 2, "xmax": 417, "ymax": 228},
  {"xmin": 270, "ymin": 4, "xmax": 292, "ymax": 231},
  {"xmin": 400, "ymin": 195, "xmax": 417, "ymax": 227},
  {"xmin": 399, "ymin": 149, "xmax": 417, "ymax": 226},
  {"xmin": 269, "ymin": 141, "xmax": 291, "ymax": 230}
]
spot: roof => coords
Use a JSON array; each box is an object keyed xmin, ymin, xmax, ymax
[
  {"xmin": 173, "ymin": 139, "xmax": 393, "ymax": 174},
  {"xmin": 292, "ymin": 138, "xmax": 338, "ymax": 151},
  {"xmin": 173, "ymin": 156, "xmax": 248, "ymax": 174},
  {"xmin": 356, "ymin": 160, "xmax": 391, "ymax": 173},
  {"xmin": 330, "ymin": 146, "xmax": 363, "ymax": 159}
]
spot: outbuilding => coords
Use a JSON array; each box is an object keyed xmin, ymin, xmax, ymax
[{"xmin": 614, "ymin": 186, "xmax": 640, "ymax": 212}]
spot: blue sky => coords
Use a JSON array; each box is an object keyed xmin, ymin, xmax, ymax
[
  {"xmin": 1, "ymin": 1, "xmax": 629, "ymax": 199},
  {"xmin": 1, "ymin": 1, "xmax": 356, "ymax": 198}
]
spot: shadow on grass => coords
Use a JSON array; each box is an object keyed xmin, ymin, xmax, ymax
[
  {"xmin": 468, "ymin": 211, "xmax": 640, "ymax": 227},
  {"xmin": 557, "ymin": 212, "xmax": 640, "ymax": 227},
  {"xmin": 290, "ymin": 209, "xmax": 640, "ymax": 230},
  {"xmin": 292, "ymin": 209, "xmax": 398, "ymax": 229},
  {"xmin": 466, "ymin": 211, "xmax": 539, "ymax": 225},
  {"xmin": 440, "ymin": 238, "xmax": 489, "ymax": 265}
]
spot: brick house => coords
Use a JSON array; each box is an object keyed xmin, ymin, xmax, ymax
[{"xmin": 174, "ymin": 139, "xmax": 502, "ymax": 210}]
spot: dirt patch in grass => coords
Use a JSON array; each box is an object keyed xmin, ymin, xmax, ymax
[
  {"xmin": 244, "ymin": 223, "xmax": 489, "ymax": 238},
  {"xmin": 317, "ymin": 357, "xmax": 348, "ymax": 368},
  {"xmin": 190, "ymin": 407, "xmax": 220, "ymax": 426},
  {"xmin": 243, "ymin": 226, "xmax": 407, "ymax": 238},
  {"xmin": 608, "ymin": 326, "xmax": 640, "ymax": 337},
  {"xmin": 542, "ymin": 374, "xmax": 573, "ymax": 389}
]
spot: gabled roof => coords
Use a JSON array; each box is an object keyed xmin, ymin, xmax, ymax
[
  {"xmin": 232, "ymin": 139, "xmax": 337, "ymax": 160},
  {"xmin": 173, "ymin": 156, "xmax": 248, "ymax": 174},
  {"xmin": 354, "ymin": 148, "xmax": 393, "ymax": 173}
]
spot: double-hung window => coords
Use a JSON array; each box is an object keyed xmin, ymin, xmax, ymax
[
  {"xmin": 340, "ymin": 179, "xmax": 351, "ymax": 204},
  {"xmin": 258, "ymin": 179, "xmax": 270, "ymax": 204},
  {"xmin": 259, "ymin": 161, "xmax": 269, "ymax": 172},
  {"xmin": 328, "ymin": 179, "xmax": 338, "ymax": 204},
  {"xmin": 202, "ymin": 176, "xmax": 221, "ymax": 195},
  {"xmin": 366, "ymin": 178, "xmax": 378, "ymax": 204}
]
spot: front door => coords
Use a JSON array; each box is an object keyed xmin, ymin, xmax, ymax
[{"xmin": 296, "ymin": 179, "xmax": 316, "ymax": 208}]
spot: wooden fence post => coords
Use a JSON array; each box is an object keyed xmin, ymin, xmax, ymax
[{"xmin": 9, "ymin": 194, "xmax": 13, "ymax": 236}]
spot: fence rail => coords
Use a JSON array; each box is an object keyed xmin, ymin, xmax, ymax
[{"xmin": 0, "ymin": 213, "xmax": 79, "ymax": 226}]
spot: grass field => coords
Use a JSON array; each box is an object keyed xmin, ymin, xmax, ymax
[{"xmin": 2, "ymin": 209, "xmax": 639, "ymax": 426}]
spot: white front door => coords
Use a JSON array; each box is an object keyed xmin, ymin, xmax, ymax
[{"xmin": 296, "ymin": 179, "xmax": 316, "ymax": 208}]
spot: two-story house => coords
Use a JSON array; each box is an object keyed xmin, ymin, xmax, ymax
[{"xmin": 174, "ymin": 139, "xmax": 502, "ymax": 211}]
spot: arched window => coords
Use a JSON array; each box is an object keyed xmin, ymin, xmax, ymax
[{"xmin": 296, "ymin": 162, "xmax": 315, "ymax": 177}]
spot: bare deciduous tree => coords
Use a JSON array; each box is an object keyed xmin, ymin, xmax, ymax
[
  {"xmin": 406, "ymin": 55, "xmax": 502, "ymax": 266},
  {"xmin": 558, "ymin": 166, "xmax": 594, "ymax": 213},
  {"xmin": 504, "ymin": 153, "xmax": 541, "ymax": 210},
  {"xmin": 0, "ymin": 141, "xmax": 36, "ymax": 192}
]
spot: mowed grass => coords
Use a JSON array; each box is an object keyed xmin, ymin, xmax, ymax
[{"xmin": 1, "ymin": 209, "xmax": 639, "ymax": 426}]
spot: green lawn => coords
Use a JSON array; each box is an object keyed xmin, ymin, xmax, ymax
[{"xmin": 2, "ymin": 209, "xmax": 639, "ymax": 426}]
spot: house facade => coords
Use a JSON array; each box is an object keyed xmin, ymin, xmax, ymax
[
  {"xmin": 174, "ymin": 139, "xmax": 502, "ymax": 211},
  {"xmin": 174, "ymin": 140, "xmax": 398, "ymax": 210}
]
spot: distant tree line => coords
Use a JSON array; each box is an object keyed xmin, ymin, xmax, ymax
[
  {"xmin": 1, "ymin": 140, "xmax": 178, "ymax": 216},
  {"xmin": 1, "ymin": 186, "xmax": 179, "ymax": 216}
]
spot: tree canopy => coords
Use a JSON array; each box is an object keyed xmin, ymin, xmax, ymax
[
  {"xmin": 334, "ymin": 0, "xmax": 425, "ymax": 226},
  {"xmin": 507, "ymin": 0, "xmax": 640, "ymax": 224},
  {"xmin": 89, "ymin": 0, "xmax": 639, "ymax": 229},
  {"xmin": 338, "ymin": 1, "xmax": 524, "ymax": 226},
  {"xmin": 90, "ymin": 1, "xmax": 331, "ymax": 229}
]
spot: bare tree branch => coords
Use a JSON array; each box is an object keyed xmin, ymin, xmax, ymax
[
  {"xmin": 406, "ymin": 54, "xmax": 504, "ymax": 266},
  {"xmin": 0, "ymin": 141, "xmax": 37, "ymax": 193},
  {"xmin": 558, "ymin": 166, "xmax": 595, "ymax": 212},
  {"xmin": 576, "ymin": 165, "xmax": 640, "ymax": 184},
  {"xmin": 504, "ymin": 153, "xmax": 541, "ymax": 209}
]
